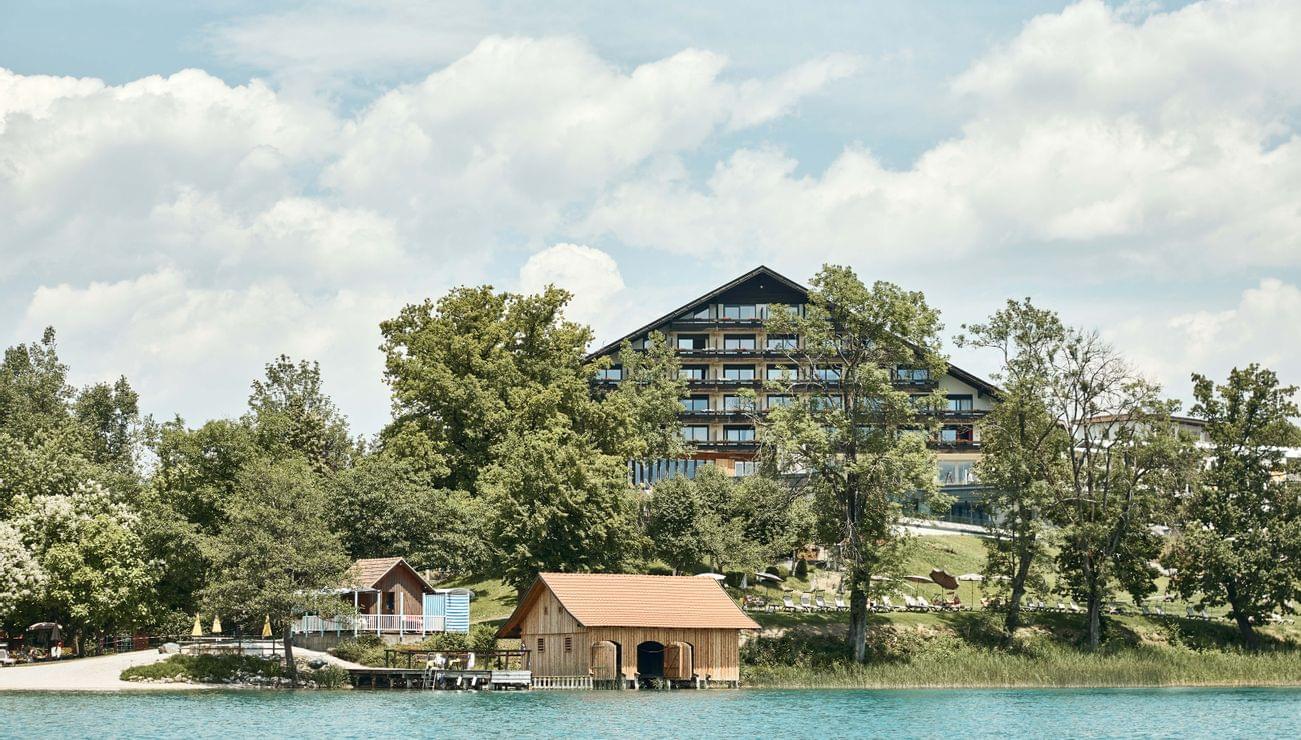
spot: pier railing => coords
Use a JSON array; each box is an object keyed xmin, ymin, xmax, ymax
[{"xmin": 532, "ymin": 675, "xmax": 593, "ymax": 690}]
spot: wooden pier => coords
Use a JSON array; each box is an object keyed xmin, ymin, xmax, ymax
[{"xmin": 346, "ymin": 649, "xmax": 531, "ymax": 691}]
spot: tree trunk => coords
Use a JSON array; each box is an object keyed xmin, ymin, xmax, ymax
[
  {"xmin": 1084, "ymin": 558, "xmax": 1102, "ymax": 649},
  {"xmin": 1004, "ymin": 542, "xmax": 1037, "ymax": 637},
  {"xmin": 282, "ymin": 625, "xmax": 297, "ymax": 685},
  {"xmin": 848, "ymin": 584, "xmax": 869, "ymax": 663},
  {"xmin": 1225, "ymin": 581, "xmax": 1258, "ymax": 650}
]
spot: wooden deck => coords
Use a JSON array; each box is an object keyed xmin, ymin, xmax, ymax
[{"xmin": 346, "ymin": 667, "xmax": 530, "ymax": 690}]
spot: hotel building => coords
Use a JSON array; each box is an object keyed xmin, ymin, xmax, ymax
[{"xmin": 588, "ymin": 266, "xmax": 999, "ymax": 520}]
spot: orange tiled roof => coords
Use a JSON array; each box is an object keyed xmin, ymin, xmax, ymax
[{"xmin": 499, "ymin": 573, "xmax": 759, "ymax": 637}]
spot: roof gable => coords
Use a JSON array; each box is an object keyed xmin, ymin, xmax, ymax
[
  {"xmin": 497, "ymin": 572, "xmax": 760, "ymax": 637},
  {"xmin": 347, "ymin": 557, "xmax": 437, "ymax": 593}
]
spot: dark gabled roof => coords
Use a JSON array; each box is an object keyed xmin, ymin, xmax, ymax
[
  {"xmin": 586, "ymin": 264, "xmax": 1001, "ymax": 398},
  {"xmin": 586, "ymin": 265, "xmax": 806, "ymax": 359}
]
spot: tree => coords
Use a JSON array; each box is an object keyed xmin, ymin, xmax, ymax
[
  {"xmin": 73, "ymin": 376, "xmax": 141, "ymax": 472},
  {"xmin": 8, "ymin": 482, "xmax": 154, "ymax": 651},
  {"xmin": 645, "ymin": 474, "xmax": 711, "ymax": 575},
  {"xmin": 325, "ymin": 453, "xmax": 492, "ymax": 576},
  {"xmin": 1166, "ymin": 365, "xmax": 1301, "ymax": 648},
  {"xmin": 148, "ymin": 417, "xmax": 261, "ymax": 534},
  {"xmin": 758, "ymin": 265, "xmax": 948, "ymax": 662},
  {"xmin": 1045, "ymin": 331, "xmax": 1197, "ymax": 648},
  {"xmin": 607, "ymin": 332, "xmax": 687, "ymax": 471},
  {"xmin": 480, "ymin": 426, "xmax": 643, "ymax": 595},
  {"xmin": 200, "ymin": 458, "xmax": 350, "ymax": 682},
  {"xmin": 248, "ymin": 355, "xmax": 355, "ymax": 473},
  {"xmin": 380, "ymin": 285, "xmax": 611, "ymax": 489},
  {"xmin": 0, "ymin": 327, "xmax": 75, "ymax": 444},
  {"xmin": 957, "ymin": 299, "xmax": 1070, "ymax": 636}
]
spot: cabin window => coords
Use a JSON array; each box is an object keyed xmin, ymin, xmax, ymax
[
  {"xmin": 537, "ymin": 637, "xmax": 545, "ymax": 653},
  {"xmin": 564, "ymin": 637, "xmax": 573, "ymax": 653},
  {"xmin": 384, "ymin": 592, "xmax": 395, "ymax": 613}
]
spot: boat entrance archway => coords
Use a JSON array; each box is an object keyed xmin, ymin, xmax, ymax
[{"xmin": 636, "ymin": 640, "xmax": 664, "ymax": 680}]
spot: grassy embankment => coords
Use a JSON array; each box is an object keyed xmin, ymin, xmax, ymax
[{"xmin": 449, "ymin": 535, "xmax": 1301, "ymax": 689}]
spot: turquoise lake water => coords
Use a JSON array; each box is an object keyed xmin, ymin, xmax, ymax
[{"xmin": 2, "ymin": 687, "xmax": 1299, "ymax": 738}]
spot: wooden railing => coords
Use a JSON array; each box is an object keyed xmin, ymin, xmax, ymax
[{"xmin": 532, "ymin": 675, "xmax": 594, "ymax": 690}]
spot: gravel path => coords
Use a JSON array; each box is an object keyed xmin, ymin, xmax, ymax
[{"xmin": 0, "ymin": 650, "xmax": 206, "ymax": 692}]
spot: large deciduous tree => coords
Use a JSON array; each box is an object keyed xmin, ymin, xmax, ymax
[
  {"xmin": 200, "ymin": 458, "xmax": 350, "ymax": 682},
  {"xmin": 758, "ymin": 265, "xmax": 948, "ymax": 662},
  {"xmin": 480, "ymin": 426, "xmax": 643, "ymax": 596},
  {"xmin": 1046, "ymin": 331, "xmax": 1198, "ymax": 649},
  {"xmin": 607, "ymin": 332, "xmax": 687, "ymax": 472},
  {"xmin": 1166, "ymin": 365, "xmax": 1301, "ymax": 648},
  {"xmin": 248, "ymin": 355, "xmax": 355, "ymax": 473},
  {"xmin": 957, "ymin": 299, "xmax": 1070, "ymax": 636}
]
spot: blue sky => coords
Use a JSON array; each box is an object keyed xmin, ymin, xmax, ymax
[{"xmin": 2, "ymin": 0, "xmax": 1297, "ymax": 435}]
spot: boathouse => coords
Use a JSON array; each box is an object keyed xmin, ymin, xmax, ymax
[{"xmin": 497, "ymin": 573, "xmax": 759, "ymax": 687}]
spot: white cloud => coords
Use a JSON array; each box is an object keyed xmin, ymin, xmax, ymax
[
  {"xmin": 20, "ymin": 269, "xmax": 403, "ymax": 434},
  {"xmin": 581, "ymin": 0, "xmax": 1301, "ymax": 277},
  {"xmin": 1109, "ymin": 279, "xmax": 1301, "ymax": 399},
  {"xmin": 324, "ymin": 36, "xmax": 856, "ymax": 241},
  {"xmin": 519, "ymin": 243, "xmax": 626, "ymax": 339}
]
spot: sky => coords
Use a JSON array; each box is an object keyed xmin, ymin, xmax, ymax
[{"xmin": 2, "ymin": 0, "xmax": 1299, "ymax": 437}]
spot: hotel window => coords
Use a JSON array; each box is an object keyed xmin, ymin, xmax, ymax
[
  {"xmin": 721, "ymin": 304, "xmax": 759, "ymax": 320},
  {"xmin": 629, "ymin": 337, "xmax": 647, "ymax": 350},
  {"xmin": 734, "ymin": 460, "xmax": 758, "ymax": 477},
  {"xmin": 723, "ymin": 395, "xmax": 753, "ymax": 411},
  {"xmin": 537, "ymin": 637, "xmax": 545, "ymax": 654},
  {"xmin": 595, "ymin": 367, "xmax": 622, "ymax": 381},
  {"xmin": 564, "ymin": 636, "xmax": 573, "ymax": 653},
  {"xmin": 689, "ymin": 305, "xmax": 712, "ymax": 319},
  {"xmin": 939, "ymin": 461, "xmax": 977, "ymax": 486},
  {"xmin": 680, "ymin": 365, "xmax": 707, "ymax": 380},
  {"xmin": 896, "ymin": 367, "xmax": 930, "ymax": 383},
  {"xmin": 766, "ymin": 394, "xmax": 793, "ymax": 409},
  {"xmin": 939, "ymin": 426, "xmax": 974, "ymax": 443},
  {"xmin": 681, "ymin": 425, "xmax": 710, "ymax": 442},
  {"xmin": 723, "ymin": 365, "xmax": 756, "ymax": 381},
  {"xmin": 677, "ymin": 334, "xmax": 708, "ymax": 350},
  {"xmin": 766, "ymin": 334, "xmax": 797, "ymax": 350},
  {"xmin": 724, "ymin": 425, "xmax": 756, "ymax": 442},
  {"xmin": 947, "ymin": 395, "xmax": 974, "ymax": 412},
  {"xmin": 681, "ymin": 396, "xmax": 710, "ymax": 412},
  {"xmin": 724, "ymin": 335, "xmax": 756, "ymax": 350},
  {"xmin": 812, "ymin": 396, "xmax": 843, "ymax": 411},
  {"xmin": 767, "ymin": 365, "xmax": 798, "ymax": 381},
  {"xmin": 814, "ymin": 367, "xmax": 842, "ymax": 382}
]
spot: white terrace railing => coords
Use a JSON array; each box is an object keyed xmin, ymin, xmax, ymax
[
  {"xmin": 531, "ymin": 675, "xmax": 594, "ymax": 690},
  {"xmin": 293, "ymin": 613, "xmax": 445, "ymax": 636}
]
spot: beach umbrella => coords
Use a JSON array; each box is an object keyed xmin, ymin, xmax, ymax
[
  {"xmin": 191, "ymin": 614, "xmax": 203, "ymax": 637},
  {"xmin": 958, "ymin": 573, "xmax": 983, "ymax": 604},
  {"xmin": 211, "ymin": 615, "xmax": 222, "ymax": 634},
  {"xmin": 261, "ymin": 615, "xmax": 273, "ymax": 638},
  {"xmin": 695, "ymin": 572, "xmax": 726, "ymax": 581},
  {"xmin": 903, "ymin": 575, "xmax": 932, "ymax": 595},
  {"xmin": 753, "ymin": 571, "xmax": 781, "ymax": 584}
]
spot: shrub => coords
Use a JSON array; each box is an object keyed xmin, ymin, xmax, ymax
[
  {"xmin": 121, "ymin": 654, "xmax": 283, "ymax": 683},
  {"xmin": 793, "ymin": 559, "xmax": 809, "ymax": 578},
  {"xmin": 304, "ymin": 664, "xmax": 349, "ymax": 689}
]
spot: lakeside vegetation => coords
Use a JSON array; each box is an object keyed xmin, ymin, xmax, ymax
[
  {"xmin": 4, "ymin": 263, "xmax": 1299, "ymax": 691},
  {"xmin": 119, "ymin": 653, "xmax": 348, "ymax": 688}
]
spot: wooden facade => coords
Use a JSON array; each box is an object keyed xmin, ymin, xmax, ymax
[{"xmin": 499, "ymin": 573, "xmax": 757, "ymax": 685}]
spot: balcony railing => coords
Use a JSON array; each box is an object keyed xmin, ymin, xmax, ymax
[{"xmin": 293, "ymin": 613, "xmax": 445, "ymax": 635}]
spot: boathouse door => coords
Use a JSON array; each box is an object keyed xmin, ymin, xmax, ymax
[{"xmin": 636, "ymin": 641, "xmax": 664, "ymax": 678}]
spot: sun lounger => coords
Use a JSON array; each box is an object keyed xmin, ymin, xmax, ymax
[
  {"xmin": 916, "ymin": 596, "xmax": 936, "ymax": 612},
  {"xmin": 835, "ymin": 596, "xmax": 848, "ymax": 611},
  {"xmin": 800, "ymin": 594, "xmax": 814, "ymax": 611},
  {"xmin": 815, "ymin": 595, "xmax": 829, "ymax": 611},
  {"xmin": 782, "ymin": 595, "xmax": 800, "ymax": 612},
  {"xmin": 1068, "ymin": 601, "xmax": 1084, "ymax": 614}
]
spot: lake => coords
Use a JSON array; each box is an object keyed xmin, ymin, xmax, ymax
[{"xmin": 2, "ymin": 687, "xmax": 1299, "ymax": 738}]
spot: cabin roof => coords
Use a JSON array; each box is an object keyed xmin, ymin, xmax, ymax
[
  {"xmin": 346, "ymin": 557, "xmax": 437, "ymax": 593},
  {"xmin": 497, "ymin": 573, "xmax": 760, "ymax": 637}
]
